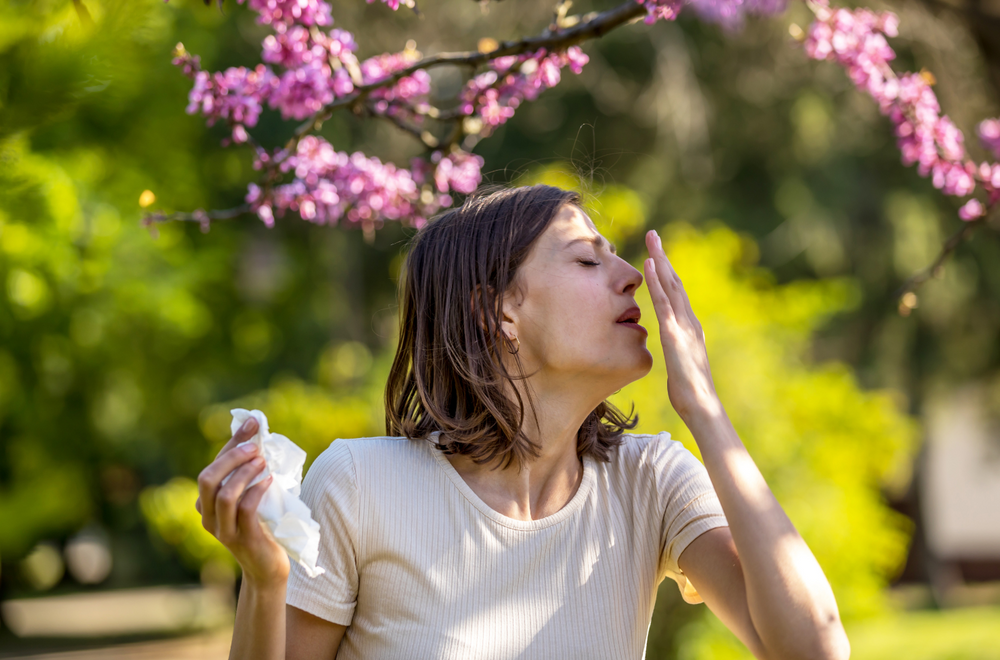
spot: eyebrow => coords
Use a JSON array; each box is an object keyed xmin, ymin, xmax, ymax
[{"xmin": 564, "ymin": 236, "xmax": 617, "ymax": 255}]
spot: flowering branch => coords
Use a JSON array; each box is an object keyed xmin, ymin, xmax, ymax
[
  {"xmin": 150, "ymin": 0, "xmax": 782, "ymax": 235},
  {"xmin": 154, "ymin": 0, "xmax": 1000, "ymax": 309},
  {"xmin": 798, "ymin": 0, "xmax": 1000, "ymax": 307}
]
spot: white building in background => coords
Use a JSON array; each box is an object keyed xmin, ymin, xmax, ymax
[{"xmin": 917, "ymin": 384, "xmax": 1000, "ymax": 601}]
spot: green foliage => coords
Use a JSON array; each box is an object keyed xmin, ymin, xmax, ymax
[
  {"xmin": 615, "ymin": 223, "xmax": 918, "ymax": 657},
  {"xmin": 139, "ymin": 476, "xmax": 236, "ymax": 572}
]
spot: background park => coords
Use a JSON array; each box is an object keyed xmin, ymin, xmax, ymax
[{"xmin": 1, "ymin": 0, "xmax": 1000, "ymax": 657}]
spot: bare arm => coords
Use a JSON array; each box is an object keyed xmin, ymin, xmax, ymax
[
  {"xmin": 195, "ymin": 418, "xmax": 346, "ymax": 660},
  {"xmin": 643, "ymin": 229, "xmax": 850, "ymax": 660},
  {"xmin": 678, "ymin": 412, "xmax": 849, "ymax": 660}
]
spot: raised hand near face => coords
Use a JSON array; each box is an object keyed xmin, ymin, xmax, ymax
[{"xmin": 643, "ymin": 230, "xmax": 722, "ymax": 422}]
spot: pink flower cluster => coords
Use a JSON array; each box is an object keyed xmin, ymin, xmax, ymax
[
  {"xmin": 804, "ymin": 0, "xmax": 998, "ymax": 221},
  {"xmin": 361, "ymin": 50, "xmax": 432, "ymax": 117},
  {"xmin": 262, "ymin": 26, "xmax": 356, "ymax": 68},
  {"xmin": 246, "ymin": 137, "xmax": 483, "ymax": 229},
  {"xmin": 459, "ymin": 47, "xmax": 589, "ymax": 130},
  {"xmin": 239, "ymin": 0, "xmax": 332, "ymax": 29},
  {"xmin": 980, "ymin": 119, "xmax": 1000, "ymax": 161},
  {"xmin": 635, "ymin": 0, "xmax": 786, "ymax": 28},
  {"xmin": 174, "ymin": 48, "xmax": 275, "ymax": 144},
  {"xmin": 636, "ymin": 0, "xmax": 685, "ymax": 24},
  {"xmin": 431, "ymin": 150, "xmax": 485, "ymax": 195},
  {"xmin": 265, "ymin": 27, "xmax": 359, "ymax": 120}
]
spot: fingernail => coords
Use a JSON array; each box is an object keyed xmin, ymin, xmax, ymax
[
  {"xmin": 654, "ymin": 231, "xmax": 662, "ymax": 248},
  {"xmin": 243, "ymin": 418, "xmax": 258, "ymax": 431},
  {"xmin": 252, "ymin": 456, "xmax": 265, "ymax": 467},
  {"xmin": 241, "ymin": 443, "xmax": 258, "ymax": 454}
]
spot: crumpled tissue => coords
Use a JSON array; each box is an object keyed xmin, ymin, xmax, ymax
[{"xmin": 221, "ymin": 408, "xmax": 326, "ymax": 578}]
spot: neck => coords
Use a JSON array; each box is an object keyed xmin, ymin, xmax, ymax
[{"xmin": 446, "ymin": 373, "xmax": 606, "ymax": 522}]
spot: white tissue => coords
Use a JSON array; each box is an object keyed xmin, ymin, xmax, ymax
[{"xmin": 221, "ymin": 408, "xmax": 326, "ymax": 578}]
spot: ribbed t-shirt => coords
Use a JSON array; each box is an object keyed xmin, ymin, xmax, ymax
[{"xmin": 285, "ymin": 431, "xmax": 728, "ymax": 659}]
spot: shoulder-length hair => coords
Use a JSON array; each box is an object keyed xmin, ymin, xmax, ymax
[{"xmin": 384, "ymin": 184, "xmax": 638, "ymax": 469}]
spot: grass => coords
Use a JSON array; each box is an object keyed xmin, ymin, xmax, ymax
[{"xmin": 846, "ymin": 606, "xmax": 1000, "ymax": 660}]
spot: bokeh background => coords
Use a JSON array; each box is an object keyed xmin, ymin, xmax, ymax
[{"xmin": 2, "ymin": 0, "xmax": 1000, "ymax": 657}]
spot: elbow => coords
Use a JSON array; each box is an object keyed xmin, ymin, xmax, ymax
[
  {"xmin": 762, "ymin": 618, "xmax": 850, "ymax": 660},
  {"xmin": 802, "ymin": 619, "xmax": 851, "ymax": 660},
  {"xmin": 825, "ymin": 625, "xmax": 851, "ymax": 660}
]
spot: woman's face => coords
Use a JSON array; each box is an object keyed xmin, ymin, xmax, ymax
[{"xmin": 502, "ymin": 203, "xmax": 653, "ymax": 397}]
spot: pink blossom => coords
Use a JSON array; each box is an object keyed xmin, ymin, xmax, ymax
[
  {"xmin": 239, "ymin": 0, "xmax": 332, "ymax": 29},
  {"xmin": 270, "ymin": 61, "xmax": 335, "ymax": 120},
  {"xmin": 635, "ymin": 0, "xmax": 786, "ymax": 28},
  {"xmin": 458, "ymin": 47, "xmax": 590, "ymax": 131},
  {"xmin": 262, "ymin": 26, "xmax": 324, "ymax": 68},
  {"xmin": 361, "ymin": 50, "xmax": 432, "ymax": 119},
  {"xmin": 958, "ymin": 199, "xmax": 985, "ymax": 221},
  {"xmin": 431, "ymin": 150, "xmax": 485, "ymax": 195},
  {"xmin": 245, "ymin": 137, "xmax": 479, "ymax": 229},
  {"xmin": 636, "ymin": 0, "xmax": 685, "ymax": 24},
  {"xmin": 979, "ymin": 119, "xmax": 1000, "ymax": 160},
  {"xmin": 180, "ymin": 62, "xmax": 276, "ymax": 142}
]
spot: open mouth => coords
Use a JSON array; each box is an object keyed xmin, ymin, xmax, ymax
[
  {"xmin": 615, "ymin": 306, "xmax": 645, "ymax": 333},
  {"xmin": 615, "ymin": 307, "xmax": 642, "ymax": 326}
]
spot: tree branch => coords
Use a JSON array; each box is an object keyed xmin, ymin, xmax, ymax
[
  {"xmin": 143, "ymin": 204, "xmax": 252, "ymax": 230},
  {"xmin": 288, "ymin": 0, "xmax": 647, "ymax": 144},
  {"xmin": 894, "ymin": 211, "xmax": 993, "ymax": 305},
  {"xmin": 367, "ymin": 104, "xmax": 441, "ymax": 148}
]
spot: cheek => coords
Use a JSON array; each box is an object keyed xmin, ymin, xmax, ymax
[{"xmin": 529, "ymin": 281, "xmax": 610, "ymax": 345}]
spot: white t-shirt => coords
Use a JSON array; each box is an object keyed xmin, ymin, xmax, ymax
[{"xmin": 286, "ymin": 431, "xmax": 728, "ymax": 660}]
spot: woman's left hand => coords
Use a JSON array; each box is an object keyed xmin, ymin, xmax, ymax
[{"xmin": 643, "ymin": 229, "xmax": 722, "ymax": 421}]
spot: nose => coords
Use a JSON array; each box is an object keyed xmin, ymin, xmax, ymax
[{"xmin": 619, "ymin": 258, "xmax": 643, "ymax": 296}]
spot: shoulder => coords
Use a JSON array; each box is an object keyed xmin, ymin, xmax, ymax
[
  {"xmin": 609, "ymin": 430, "xmax": 692, "ymax": 470},
  {"xmin": 305, "ymin": 435, "xmax": 437, "ymax": 485},
  {"xmin": 602, "ymin": 431, "xmax": 709, "ymax": 496}
]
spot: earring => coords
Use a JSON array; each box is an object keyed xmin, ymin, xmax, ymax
[{"xmin": 506, "ymin": 335, "xmax": 520, "ymax": 355}]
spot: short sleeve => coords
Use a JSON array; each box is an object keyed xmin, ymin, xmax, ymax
[
  {"xmin": 651, "ymin": 432, "xmax": 729, "ymax": 604},
  {"xmin": 285, "ymin": 440, "xmax": 360, "ymax": 626}
]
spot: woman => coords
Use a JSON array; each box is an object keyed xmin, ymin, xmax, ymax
[{"xmin": 196, "ymin": 185, "xmax": 850, "ymax": 659}]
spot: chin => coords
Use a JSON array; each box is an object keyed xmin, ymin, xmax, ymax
[{"xmin": 601, "ymin": 349, "xmax": 654, "ymax": 392}]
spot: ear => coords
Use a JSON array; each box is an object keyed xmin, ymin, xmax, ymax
[
  {"xmin": 471, "ymin": 283, "xmax": 520, "ymax": 342},
  {"xmin": 499, "ymin": 283, "xmax": 522, "ymax": 343}
]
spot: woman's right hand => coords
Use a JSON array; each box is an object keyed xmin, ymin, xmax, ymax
[{"xmin": 195, "ymin": 417, "xmax": 291, "ymax": 587}]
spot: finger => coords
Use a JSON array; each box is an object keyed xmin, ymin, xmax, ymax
[
  {"xmin": 646, "ymin": 231, "xmax": 698, "ymax": 327},
  {"xmin": 216, "ymin": 457, "xmax": 267, "ymax": 542},
  {"xmin": 646, "ymin": 230, "xmax": 684, "ymax": 305},
  {"xmin": 236, "ymin": 474, "xmax": 273, "ymax": 541},
  {"xmin": 214, "ymin": 417, "xmax": 260, "ymax": 460},
  {"xmin": 198, "ymin": 442, "xmax": 260, "ymax": 536},
  {"xmin": 644, "ymin": 257, "xmax": 677, "ymax": 328}
]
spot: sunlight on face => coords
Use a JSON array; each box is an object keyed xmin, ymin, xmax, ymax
[{"xmin": 504, "ymin": 204, "xmax": 653, "ymax": 396}]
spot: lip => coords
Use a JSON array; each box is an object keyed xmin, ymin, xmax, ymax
[
  {"xmin": 615, "ymin": 306, "xmax": 642, "ymax": 324},
  {"xmin": 615, "ymin": 306, "xmax": 646, "ymax": 336},
  {"xmin": 617, "ymin": 321, "xmax": 648, "ymax": 337}
]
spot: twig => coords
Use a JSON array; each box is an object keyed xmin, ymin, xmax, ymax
[
  {"xmin": 367, "ymin": 104, "xmax": 442, "ymax": 148},
  {"xmin": 143, "ymin": 204, "xmax": 252, "ymax": 228},
  {"xmin": 894, "ymin": 212, "xmax": 991, "ymax": 302}
]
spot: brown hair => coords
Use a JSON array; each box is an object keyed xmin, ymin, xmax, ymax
[{"xmin": 384, "ymin": 184, "xmax": 638, "ymax": 469}]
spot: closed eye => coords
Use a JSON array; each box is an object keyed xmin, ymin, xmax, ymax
[{"xmin": 578, "ymin": 260, "xmax": 600, "ymax": 267}]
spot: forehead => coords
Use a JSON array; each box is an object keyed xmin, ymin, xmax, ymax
[{"xmin": 539, "ymin": 204, "xmax": 613, "ymax": 252}]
